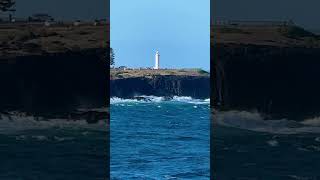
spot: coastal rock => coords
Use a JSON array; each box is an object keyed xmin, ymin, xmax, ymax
[
  {"xmin": 111, "ymin": 75, "xmax": 210, "ymax": 99},
  {"xmin": 212, "ymin": 43, "xmax": 320, "ymax": 121},
  {"xmin": 0, "ymin": 48, "xmax": 108, "ymax": 121}
]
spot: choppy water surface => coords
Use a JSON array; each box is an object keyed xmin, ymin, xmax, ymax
[
  {"xmin": 111, "ymin": 96, "xmax": 210, "ymax": 179},
  {"xmin": 214, "ymin": 111, "xmax": 320, "ymax": 180},
  {"xmin": 0, "ymin": 116, "xmax": 108, "ymax": 180}
]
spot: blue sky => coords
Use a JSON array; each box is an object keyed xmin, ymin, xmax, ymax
[{"xmin": 111, "ymin": 0, "xmax": 210, "ymax": 70}]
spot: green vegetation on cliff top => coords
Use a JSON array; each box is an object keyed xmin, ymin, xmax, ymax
[
  {"xmin": 110, "ymin": 69, "xmax": 209, "ymax": 79},
  {"xmin": 0, "ymin": 23, "xmax": 109, "ymax": 58},
  {"xmin": 212, "ymin": 25, "xmax": 320, "ymax": 48}
]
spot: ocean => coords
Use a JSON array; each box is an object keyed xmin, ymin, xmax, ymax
[
  {"xmin": 213, "ymin": 111, "xmax": 320, "ymax": 180},
  {"xmin": 110, "ymin": 96, "xmax": 210, "ymax": 179},
  {"xmin": 0, "ymin": 114, "xmax": 108, "ymax": 180}
]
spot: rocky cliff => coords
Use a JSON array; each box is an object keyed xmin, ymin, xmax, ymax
[
  {"xmin": 111, "ymin": 75, "xmax": 210, "ymax": 99},
  {"xmin": 0, "ymin": 48, "xmax": 108, "ymax": 121},
  {"xmin": 212, "ymin": 43, "xmax": 320, "ymax": 120},
  {"xmin": 0, "ymin": 23, "xmax": 109, "ymax": 122}
]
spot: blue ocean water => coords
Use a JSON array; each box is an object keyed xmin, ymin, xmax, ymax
[
  {"xmin": 214, "ymin": 111, "xmax": 320, "ymax": 180},
  {"xmin": 110, "ymin": 97, "xmax": 210, "ymax": 179},
  {"xmin": 0, "ymin": 116, "xmax": 108, "ymax": 180}
]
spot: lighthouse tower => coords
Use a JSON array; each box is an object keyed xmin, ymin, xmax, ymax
[{"xmin": 154, "ymin": 51, "xmax": 160, "ymax": 69}]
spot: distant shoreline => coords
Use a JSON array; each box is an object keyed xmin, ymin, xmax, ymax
[
  {"xmin": 110, "ymin": 69, "xmax": 210, "ymax": 99},
  {"xmin": 110, "ymin": 68, "xmax": 209, "ymax": 79}
]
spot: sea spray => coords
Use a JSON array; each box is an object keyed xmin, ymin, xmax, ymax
[
  {"xmin": 111, "ymin": 96, "xmax": 210, "ymax": 105},
  {"xmin": 214, "ymin": 110, "xmax": 320, "ymax": 134}
]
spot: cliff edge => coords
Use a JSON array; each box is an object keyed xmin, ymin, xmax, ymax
[
  {"xmin": 111, "ymin": 69, "xmax": 210, "ymax": 99},
  {"xmin": 212, "ymin": 24, "xmax": 320, "ymax": 121},
  {"xmin": 0, "ymin": 23, "xmax": 109, "ymax": 122}
]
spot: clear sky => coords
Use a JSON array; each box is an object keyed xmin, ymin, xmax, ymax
[{"xmin": 111, "ymin": 0, "xmax": 210, "ymax": 70}]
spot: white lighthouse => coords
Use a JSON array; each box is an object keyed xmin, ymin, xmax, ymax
[{"xmin": 154, "ymin": 50, "xmax": 160, "ymax": 69}]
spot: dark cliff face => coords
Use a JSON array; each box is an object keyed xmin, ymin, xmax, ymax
[
  {"xmin": 0, "ymin": 48, "xmax": 108, "ymax": 117},
  {"xmin": 111, "ymin": 75, "xmax": 210, "ymax": 99},
  {"xmin": 212, "ymin": 43, "xmax": 320, "ymax": 121}
]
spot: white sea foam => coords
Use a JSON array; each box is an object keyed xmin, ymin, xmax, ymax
[
  {"xmin": 110, "ymin": 96, "xmax": 210, "ymax": 105},
  {"xmin": 14, "ymin": 135, "xmax": 76, "ymax": 142},
  {"xmin": 172, "ymin": 96, "xmax": 193, "ymax": 102},
  {"xmin": 214, "ymin": 110, "xmax": 320, "ymax": 134},
  {"xmin": 267, "ymin": 140, "xmax": 279, "ymax": 147},
  {"xmin": 111, "ymin": 96, "xmax": 164, "ymax": 104},
  {"xmin": 301, "ymin": 117, "xmax": 320, "ymax": 126},
  {"xmin": 110, "ymin": 97, "xmax": 139, "ymax": 104},
  {"xmin": 172, "ymin": 96, "xmax": 210, "ymax": 104},
  {"xmin": 0, "ymin": 114, "xmax": 108, "ymax": 135}
]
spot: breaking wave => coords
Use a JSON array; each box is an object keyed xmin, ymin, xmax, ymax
[
  {"xmin": 110, "ymin": 96, "xmax": 210, "ymax": 105},
  {"xmin": 0, "ymin": 113, "xmax": 107, "ymax": 135},
  {"xmin": 214, "ymin": 110, "xmax": 320, "ymax": 134}
]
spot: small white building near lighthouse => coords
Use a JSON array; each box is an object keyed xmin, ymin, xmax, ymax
[{"xmin": 154, "ymin": 50, "xmax": 160, "ymax": 69}]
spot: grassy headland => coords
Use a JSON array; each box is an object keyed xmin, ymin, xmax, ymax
[
  {"xmin": 110, "ymin": 68, "xmax": 209, "ymax": 80},
  {"xmin": 0, "ymin": 22, "xmax": 109, "ymax": 58},
  {"xmin": 212, "ymin": 24, "xmax": 320, "ymax": 47}
]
